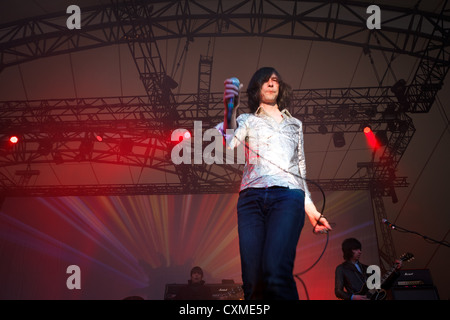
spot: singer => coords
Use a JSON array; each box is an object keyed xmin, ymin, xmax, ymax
[{"xmin": 217, "ymin": 67, "xmax": 332, "ymax": 300}]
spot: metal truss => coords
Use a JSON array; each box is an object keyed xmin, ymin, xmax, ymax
[
  {"xmin": 0, "ymin": 88, "xmax": 413, "ymax": 193},
  {"xmin": 0, "ymin": 176, "xmax": 409, "ymax": 197},
  {"xmin": 0, "ymin": 0, "xmax": 447, "ymax": 198},
  {"xmin": 370, "ymin": 184, "xmax": 397, "ymax": 273},
  {"xmin": 1, "ymin": 0, "xmax": 449, "ymax": 71}
]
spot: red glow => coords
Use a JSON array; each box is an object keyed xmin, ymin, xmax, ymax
[
  {"xmin": 171, "ymin": 129, "xmax": 192, "ymax": 143},
  {"xmin": 364, "ymin": 129, "xmax": 379, "ymax": 149},
  {"xmin": 96, "ymin": 135, "xmax": 103, "ymax": 142},
  {"xmin": 9, "ymin": 136, "xmax": 19, "ymax": 144},
  {"xmin": 0, "ymin": 191, "xmax": 378, "ymax": 300}
]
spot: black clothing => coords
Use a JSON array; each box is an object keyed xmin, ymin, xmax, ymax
[
  {"xmin": 175, "ymin": 280, "xmax": 212, "ymax": 300},
  {"xmin": 335, "ymin": 260, "xmax": 400, "ymax": 300},
  {"xmin": 335, "ymin": 260, "xmax": 368, "ymax": 300}
]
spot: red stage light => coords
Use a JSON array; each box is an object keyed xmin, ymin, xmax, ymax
[
  {"xmin": 95, "ymin": 135, "xmax": 103, "ymax": 142},
  {"xmin": 363, "ymin": 126, "xmax": 372, "ymax": 134},
  {"xmin": 171, "ymin": 129, "xmax": 192, "ymax": 143},
  {"xmin": 363, "ymin": 126, "xmax": 379, "ymax": 149},
  {"xmin": 9, "ymin": 136, "xmax": 19, "ymax": 144}
]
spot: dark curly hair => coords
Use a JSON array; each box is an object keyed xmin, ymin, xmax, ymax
[
  {"xmin": 342, "ymin": 238, "xmax": 362, "ymax": 261},
  {"xmin": 246, "ymin": 67, "xmax": 292, "ymax": 113}
]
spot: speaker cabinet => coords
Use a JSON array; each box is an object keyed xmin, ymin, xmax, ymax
[
  {"xmin": 392, "ymin": 286, "xmax": 439, "ymax": 300},
  {"xmin": 394, "ymin": 269, "xmax": 435, "ymax": 287},
  {"xmin": 391, "ymin": 269, "xmax": 440, "ymax": 300}
]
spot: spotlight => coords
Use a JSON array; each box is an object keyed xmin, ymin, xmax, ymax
[
  {"xmin": 364, "ymin": 105, "xmax": 377, "ymax": 118},
  {"xmin": 389, "ymin": 186, "xmax": 398, "ymax": 204},
  {"xmin": 52, "ymin": 152, "xmax": 64, "ymax": 165},
  {"xmin": 398, "ymin": 120, "xmax": 410, "ymax": 133},
  {"xmin": 314, "ymin": 109, "xmax": 325, "ymax": 119},
  {"xmin": 79, "ymin": 139, "xmax": 93, "ymax": 154},
  {"xmin": 363, "ymin": 125, "xmax": 372, "ymax": 134},
  {"xmin": 363, "ymin": 125, "xmax": 378, "ymax": 149},
  {"xmin": 333, "ymin": 132, "xmax": 346, "ymax": 148},
  {"xmin": 349, "ymin": 109, "xmax": 358, "ymax": 119},
  {"xmin": 382, "ymin": 104, "xmax": 397, "ymax": 120},
  {"xmin": 171, "ymin": 129, "xmax": 192, "ymax": 143},
  {"xmin": 95, "ymin": 134, "xmax": 103, "ymax": 142},
  {"xmin": 38, "ymin": 140, "xmax": 53, "ymax": 155},
  {"xmin": 391, "ymin": 79, "xmax": 406, "ymax": 96},
  {"xmin": 162, "ymin": 75, "xmax": 178, "ymax": 90},
  {"xmin": 77, "ymin": 139, "xmax": 94, "ymax": 161},
  {"xmin": 9, "ymin": 135, "xmax": 19, "ymax": 144},
  {"xmin": 318, "ymin": 124, "xmax": 328, "ymax": 135}
]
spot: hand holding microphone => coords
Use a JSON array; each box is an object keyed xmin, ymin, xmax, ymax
[{"xmin": 223, "ymin": 77, "xmax": 242, "ymax": 131}]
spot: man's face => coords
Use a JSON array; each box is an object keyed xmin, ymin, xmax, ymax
[
  {"xmin": 191, "ymin": 271, "xmax": 203, "ymax": 284},
  {"xmin": 352, "ymin": 248, "xmax": 362, "ymax": 261},
  {"xmin": 259, "ymin": 74, "xmax": 280, "ymax": 105}
]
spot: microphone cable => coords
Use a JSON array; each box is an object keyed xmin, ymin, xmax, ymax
[{"xmin": 293, "ymin": 177, "xmax": 330, "ymax": 300}]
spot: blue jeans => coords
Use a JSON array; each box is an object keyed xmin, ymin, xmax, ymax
[{"xmin": 237, "ymin": 187, "xmax": 305, "ymax": 300}]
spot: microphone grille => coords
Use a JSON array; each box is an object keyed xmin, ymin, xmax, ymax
[{"xmin": 230, "ymin": 77, "xmax": 240, "ymax": 86}]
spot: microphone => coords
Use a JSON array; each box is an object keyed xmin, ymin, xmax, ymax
[
  {"xmin": 227, "ymin": 77, "xmax": 240, "ymax": 125},
  {"xmin": 381, "ymin": 218, "xmax": 396, "ymax": 229}
]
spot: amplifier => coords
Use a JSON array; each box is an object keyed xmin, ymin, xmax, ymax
[
  {"xmin": 392, "ymin": 287, "xmax": 439, "ymax": 300},
  {"xmin": 209, "ymin": 283, "xmax": 244, "ymax": 300},
  {"xmin": 393, "ymin": 269, "xmax": 434, "ymax": 287},
  {"xmin": 392, "ymin": 269, "xmax": 439, "ymax": 300},
  {"xmin": 164, "ymin": 283, "xmax": 244, "ymax": 300}
]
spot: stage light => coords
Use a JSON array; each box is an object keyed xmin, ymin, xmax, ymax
[
  {"xmin": 389, "ymin": 186, "xmax": 398, "ymax": 204},
  {"xmin": 314, "ymin": 108, "xmax": 325, "ymax": 119},
  {"xmin": 95, "ymin": 135, "xmax": 103, "ymax": 142},
  {"xmin": 52, "ymin": 152, "xmax": 64, "ymax": 165},
  {"xmin": 333, "ymin": 132, "xmax": 346, "ymax": 148},
  {"xmin": 9, "ymin": 135, "xmax": 19, "ymax": 144},
  {"xmin": 79, "ymin": 139, "xmax": 93, "ymax": 153},
  {"xmin": 382, "ymin": 104, "xmax": 397, "ymax": 120},
  {"xmin": 37, "ymin": 140, "xmax": 53, "ymax": 156},
  {"xmin": 162, "ymin": 75, "xmax": 178, "ymax": 90},
  {"xmin": 349, "ymin": 108, "xmax": 358, "ymax": 119},
  {"xmin": 363, "ymin": 126, "xmax": 372, "ymax": 134},
  {"xmin": 76, "ymin": 139, "xmax": 94, "ymax": 161},
  {"xmin": 363, "ymin": 125, "xmax": 378, "ymax": 149},
  {"xmin": 398, "ymin": 120, "xmax": 410, "ymax": 133},
  {"xmin": 318, "ymin": 124, "xmax": 328, "ymax": 135},
  {"xmin": 171, "ymin": 129, "xmax": 192, "ymax": 143},
  {"xmin": 364, "ymin": 105, "xmax": 377, "ymax": 118}
]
